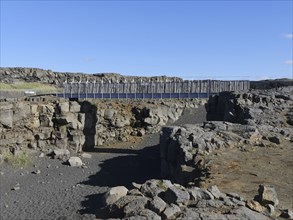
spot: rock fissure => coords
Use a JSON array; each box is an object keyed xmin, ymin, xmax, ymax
[{"xmin": 1, "ymin": 84, "xmax": 292, "ymax": 219}]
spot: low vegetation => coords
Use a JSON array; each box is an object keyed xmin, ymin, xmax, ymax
[
  {"xmin": 0, "ymin": 82, "xmax": 59, "ymax": 92},
  {"xmin": 3, "ymin": 151, "xmax": 31, "ymax": 167}
]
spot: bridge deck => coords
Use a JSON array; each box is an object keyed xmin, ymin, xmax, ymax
[{"xmin": 57, "ymin": 92, "xmax": 218, "ymax": 99}]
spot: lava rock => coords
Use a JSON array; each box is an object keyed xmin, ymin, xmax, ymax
[
  {"xmin": 246, "ymin": 200, "xmax": 265, "ymax": 213},
  {"xmin": 164, "ymin": 186, "xmax": 190, "ymax": 205},
  {"xmin": 103, "ymin": 186, "xmax": 128, "ymax": 206},
  {"xmin": 257, "ymin": 184, "xmax": 279, "ymax": 206},
  {"xmin": 67, "ymin": 156, "xmax": 83, "ymax": 167}
]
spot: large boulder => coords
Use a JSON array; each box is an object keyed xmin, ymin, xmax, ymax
[
  {"xmin": 230, "ymin": 206, "xmax": 269, "ymax": 220},
  {"xmin": 123, "ymin": 197, "xmax": 149, "ymax": 217},
  {"xmin": 188, "ymin": 187, "xmax": 214, "ymax": 201},
  {"xmin": 149, "ymin": 196, "xmax": 167, "ymax": 214},
  {"xmin": 246, "ymin": 200, "xmax": 266, "ymax": 213},
  {"xmin": 104, "ymin": 109, "xmax": 116, "ymax": 120},
  {"xmin": 58, "ymin": 102, "xmax": 70, "ymax": 114},
  {"xmin": 69, "ymin": 101, "xmax": 80, "ymax": 113},
  {"xmin": 103, "ymin": 186, "xmax": 128, "ymax": 206},
  {"xmin": 140, "ymin": 179, "xmax": 172, "ymax": 198},
  {"xmin": 162, "ymin": 204, "xmax": 181, "ymax": 219},
  {"xmin": 111, "ymin": 114, "xmax": 130, "ymax": 128},
  {"xmin": 128, "ymin": 209, "xmax": 161, "ymax": 220},
  {"xmin": 257, "ymin": 184, "xmax": 279, "ymax": 206},
  {"xmin": 207, "ymin": 185, "xmax": 225, "ymax": 199},
  {"xmin": 0, "ymin": 110, "xmax": 13, "ymax": 128},
  {"xmin": 67, "ymin": 156, "xmax": 83, "ymax": 167},
  {"xmin": 52, "ymin": 149, "xmax": 70, "ymax": 160},
  {"xmin": 164, "ymin": 185, "xmax": 190, "ymax": 205}
]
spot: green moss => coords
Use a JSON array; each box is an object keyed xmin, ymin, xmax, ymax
[{"xmin": 157, "ymin": 180, "xmax": 167, "ymax": 190}]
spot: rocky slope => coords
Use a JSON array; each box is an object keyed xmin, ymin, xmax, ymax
[
  {"xmin": 99, "ymin": 180, "xmax": 291, "ymax": 219},
  {"xmin": 95, "ymin": 86, "xmax": 293, "ymax": 219},
  {"xmin": 1, "ymin": 67, "xmax": 292, "ymax": 89},
  {"xmin": 0, "ymin": 67, "xmax": 182, "ymax": 87},
  {"xmin": 250, "ymin": 79, "xmax": 293, "ymax": 90},
  {"xmin": 160, "ymin": 86, "xmax": 293, "ymax": 187},
  {"xmin": 0, "ymin": 106, "xmax": 207, "ymax": 220},
  {"xmin": 1, "ymin": 86, "xmax": 292, "ymax": 219}
]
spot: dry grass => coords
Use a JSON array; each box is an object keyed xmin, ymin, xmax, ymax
[
  {"xmin": 3, "ymin": 151, "xmax": 31, "ymax": 167},
  {"xmin": 0, "ymin": 82, "xmax": 59, "ymax": 92}
]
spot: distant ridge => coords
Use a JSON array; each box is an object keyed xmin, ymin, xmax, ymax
[
  {"xmin": 250, "ymin": 79, "xmax": 293, "ymax": 89},
  {"xmin": 0, "ymin": 67, "xmax": 292, "ymax": 90}
]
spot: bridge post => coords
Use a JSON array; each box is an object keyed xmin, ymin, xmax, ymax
[
  {"xmin": 134, "ymin": 81, "xmax": 137, "ymax": 99},
  {"xmin": 151, "ymin": 80, "xmax": 153, "ymax": 99},
  {"xmin": 197, "ymin": 80, "xmax": 200, "ymax": 99},
  {"xmin": 141, "ymin": 79, "xmax": 144, "ymax": 99},
  {"xmin": 160, "ymin": 81, "xmax": 162, "ymax": 99},
  {"xmin": 78, "ymin": 81, "xmax": 80, "ymax": 99},
  {"xmin": 187, "ymin": 81, "xmax": 190, "ymax": 99},
  {"xmin": 109, "ymin": 82, "xmax": 113, "ymax": 99},
  {"xmin": 63, "ymin": 78, "xmax": 67, "ymax": 98},
  {"xmin": 207, "ymin": 80, "xmax": 210, "ymax": 98},
  {"xmin": 101, "ymin": 80, "xmax": 104, "ymax": 99},
  {"xmin": 118, "ymin": 80, "xmax": 120, "ymax": 100},
  {"xmin": 93, "ymin": 80, "xmax": 96, "ymax": 99},
  {"xmin": 70, "ymin": 82, "xmax": 72, "ymax": 98},
  {"xmin": 71, "ymin": 77, "xmax": 74, "ymax": 98},
  {"xmin": 179, "ymin": 81, "xmax": 181, "ymax": 99},
  {"xmin": 125, "ymin": 80, "xmax": 128, "ymax": 99},
  {"xmin": 169, "ymin": 80, "xmax": 171, "ymax": 99},
  {"xmin": 85, "ymin": 80, "xmax": 88, "ymax": 100}
]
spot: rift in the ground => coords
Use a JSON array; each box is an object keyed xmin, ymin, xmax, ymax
[{"xmin": 0, "ymin": 68, "xmax": 292, "ymax": 220}]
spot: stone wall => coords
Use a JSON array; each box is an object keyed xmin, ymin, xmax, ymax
[{"xmin": 0, "ymin": 97, "xmax": 203, "ymax": 156}]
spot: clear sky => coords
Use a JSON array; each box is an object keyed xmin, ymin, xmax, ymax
[{"xmin": 1, "ymin": 0, "xmax": 292, "ymax": 80}]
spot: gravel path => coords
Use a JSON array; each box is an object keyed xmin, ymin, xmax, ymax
[{"xmin": 0, "ymin": 106, "xmax": 206, "ymax": 220}]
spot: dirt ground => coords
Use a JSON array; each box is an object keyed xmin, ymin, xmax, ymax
[{"xmin": 204, "ymin": 140, "xmax": 293, "ymax": 209}]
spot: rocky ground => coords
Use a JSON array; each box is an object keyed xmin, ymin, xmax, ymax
[
  {"xmin": 0, "ymin": 107, "xmax": 205, "ymax": 220},
  {"xmin": 250, "ymin": 79, "xmax": 293, "ymax": 90},
  {"xmin": 1, "ymin": 87, "xmax": 292, "ymax": 219}
]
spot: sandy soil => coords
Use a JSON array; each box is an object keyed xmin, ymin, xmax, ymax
[{"xmin": 204, "ymin": 141, "xmax": 293, "ymax": 210}]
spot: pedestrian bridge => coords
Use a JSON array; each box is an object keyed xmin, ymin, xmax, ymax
[{"xmin": 59, "ymin": 80, "xmax": 249, "ymax": 99}]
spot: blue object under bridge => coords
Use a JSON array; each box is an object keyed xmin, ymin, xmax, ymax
[{"xmin": 57, "ymin": 92, "xmax": 219, "ymax": 99}]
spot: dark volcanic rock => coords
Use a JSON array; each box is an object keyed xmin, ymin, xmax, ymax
[
  {"xmin": 98, "ymin": 182, "xmax": 275, "ymax": 220},
  {"xmin": 0, "ymin": 67, "xmax": 183, "ymax": 88}
]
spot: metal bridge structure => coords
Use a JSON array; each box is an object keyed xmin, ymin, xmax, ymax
[{"xmin": 58, "ymin": 79, "xmax": 250, "ymax": 99}]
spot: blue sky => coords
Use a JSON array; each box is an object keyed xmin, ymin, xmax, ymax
[{"xmin": 1, "ymin": 1, "xmax": 292, "ymax": 80}]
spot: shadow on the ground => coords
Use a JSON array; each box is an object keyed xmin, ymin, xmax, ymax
[
  {"xmin": 78, "ymin": 193, "xmax": 105, "ymax": 216},
  {"xmin": 86, "ymin": 147, "xmax": 139, "ymax": 154},
  {"xmin": 79, "ymin": 144, "xmax": 160, "ymax": 215},
  {"xmin": 78, "ymin": 105, "xmax": 208, "ymax": 216}
]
